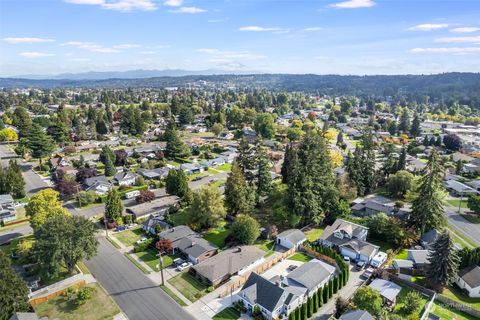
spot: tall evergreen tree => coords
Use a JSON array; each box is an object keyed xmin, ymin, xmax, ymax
[
  {"xmin": 104, "ymin": 155, "xmax": 116, "ymax": 177},
  {"xmin": 346, "ymin": 133, "xmax": 376, "ymax": 196},
  {"xmin": 26, "ymin": 123, "xmax": 55, "ymax": 165},
  {"xmin": 105, "ymin": 188, "xmax": 123, "ymax": 222},
  {"xmin": 426, "ymin": 231, "xmax": 460, "ymax": 289},
  {"xmin": 99, "ymin": 145, "xmax": 116, "ymax": 166},
  {"xmin": 255, "ymin": 141, "xmax": 273, "ymax": 201},
  {"xmin": 0, "ymin": 251, "xmax": 30, "ymax": 318},
  {"xmin": 336, "ymin": 131, "xmax": 344, "ymax": 147},
  {"xmin": 397, "ymin": 148, "xmax": 407, "ymax": 172},
  {"xmin": 410, "ymin": 112, "xmax": 421, "ymax": 137},
  {"xmin": 224, "ymin": 162, "xmax": 255, "ymax": 216},
  {"xmin": 7, "ymin": 160, "xmax": 25, "ymax": 198},
  {"xmin": 236, "ymin": 137, "xmax": 255, "ymax": 182},
  {"xmin": 398, "ymin": 108, "xmax": 410, "ymax": 133},
  {"xmin": 164, "ymin": 120, "xmax": 190, "ymax": 159},
  {"xmin": 410, "ymin": 149, "xmax": 446, "ymax": 234}
]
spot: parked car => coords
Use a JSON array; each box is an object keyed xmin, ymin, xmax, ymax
[
  {"xmin": 362, "ymin": 267, "xmax": 374, "ymax": 279},
  {"xmin": 355, "ymin": 260, "xmax": 366, "ymax": 270},
  {"xmin": 115, "ymin": 226, "xmax": 126, "ymax": 232},
  {"xmin": 173, "ymin": 258, "xmax": 185, "ymax": 267},
  {"xmin": 343, "ymin": 256, "xmax": 351, "ymax": 263},
  {"xmin": 136, "ymin": 237, "xmax": 148, "ymax": 244},
  {"xmin": 192, "ymin": 176, "xmax": 203, "ymax": 181},
  {"xmin": 287, "ymin": 265, "xmax": 298, "ymax": 272},
  {"xmin": 176, "ymin": 261, "xmax": 192, "ymax": 271}
]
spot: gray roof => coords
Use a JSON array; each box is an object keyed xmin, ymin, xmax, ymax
[
  {"xmin": 0, "ymin": 194, "xmax": 14, "ymax": 204},
  {"xmin": 393, "ymin": 259, "xmax": 414, "ymax": 269},
  {"xmin": 369, "ymin": 278, "xmax": 401, "ymax": 302},
  {"xmin": 192, "ymin": 246, "xmax": 264, "ymax": 283},
  {"xmin": 339, "ymin": 310, "xmax": 374, "ymax": 320},
  {"xmin": 175, "ymin": 235, "xmax": 217, "ymax": 258},
  {"xmin": 241, "ymin": 272, "xmax": 292, "ymax": 313},
  {"xmin": 277, "ymin": 229, "xmax": 306, "ymax": 244},
  {"xmin": 445, "ymin": 179, "xmax": 478, "ymax": 194},
  {"xmin": 126, "ymin": 196, "xmax": 179, "ymax": 218},
  {"xmin": 320, "ymin": 219, "xmax": 369, "ymax": 245},
  {"xmin": 9, "ymin": 313, "xmax": 40, "ymax": 320},
  {"xmin": 421, "ymin": 229, "xmax": 439, "ymax": 246},
  {"xmin": 458, "ymin": 265, "xmax": 480, "ymax": 288},
  {"xmin": 84, "ymin": 175, "xmax": 109, "ymax": 187},
  {"xmin": 340, "ymin": 239, "xmax": 379, "ymax": 257},
  {"xmin": 286, "ymin": 260, "xmax": 334, "ymax": 291},
  {"xmin": 159, "ymin": 225, "xmax": 195, "ymax": 242},
  {"xmin": 114, "ymin": 171, "xmax": 136, "ymax": 182},
  {"xmin": 408, "ymin": 250, "xmax": 430, "ymax": 265}
]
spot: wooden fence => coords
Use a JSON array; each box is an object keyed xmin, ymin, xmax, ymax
[
  {"xmin": 218, "ymin": 247, "xmax": 296, "ymax": 298},
  {"xmin": 29, "ymin": 274, "xmax": 86, "ymax": 307},
  {"xmin": 300, "ymin": 246, "xmax": 339, "ymax": 269}
]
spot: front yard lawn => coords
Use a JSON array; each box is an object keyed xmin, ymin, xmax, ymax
[
  {"xmin": 135, "ymin": 249, "xmax": 180, "ymax": 271},
  {"xmin": 442, "ymin": 285, "xmax": 480, "ymax": 310},
  {"xmin": 215, "ymin": 163, "xmax": 232, "ymax": 172},
  {"xmin": 305, "ymin": 227, "xmax": 325, "ymax": 242},
  {"xmin": 213, "ymin": 307, "xmax": 241, "ymax": 320},
  {"xmin": 447, "ymin": 199, "xmax": 469, "ymax": 209},
  {"xmin": 430, "ymin": 301, "xmax": 478, "ymax": 320},
  {"xmin": 112, "ymin": 227, "xmax": 144, "ymax": 247},
  {"xmin": 35, "ymin": 283, "xmax": 120, "ymax": 320},
  {"xmin": 203, "ymin": 224, "xmax": 231, "ymax": 249},
  {"xmin": 168, "ymin": 271, "xmax": 209, "ymax": 302},
  {"xmin": 462, "ymin": 213, "xmax": 480, "ymax": 224},
  {"xmin": 288, "ymin": 253, "xmax": 312, "ymax": 262}
]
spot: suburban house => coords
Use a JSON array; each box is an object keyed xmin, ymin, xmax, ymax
[
  {"xmin": 137, "ymin": 168, "xmax": 169, "ymax": 180},
  {"xmin": 368, "ymin": 278, "xmax": 402, "ymax": 307},
  {"xmin": 339, "ymin": 310, "xmax": 374, "ymax": 320},
  {"xmin": 283, "ymin": 259, "xmax": 336, "ymax": 297},
  {"xmin": 113, "ymin": 171, "xmax": 137, "ymax": 186},
  {"xmin": 126, "ymin": 196, "xmax": 179, "ymax": 220},
  {"xmin": 276, "ymin": 229, "xmax": 307, "ymax": 250},
  {"xmin": 407, "ymin": 250, "xmax": 430, "ymax": 270},
  {"xmin": 444, "ymin": 179, "xmax": 479, "ymax": 197},
  {"xmin": 158, "ymin": 225, "xmax": 217, "ymax": 264},
  {"xmin": 455, "ymin": 265, "xmax": 480, "ymax": 298},
  {"xmin": 84, "ymin": 175, "xmax": 111, "ymax": 195},
  {"xmin": 319, "ymin": 219, "xmax": 379, "ymax": 263},
  {"xmin": 467, "ymin": 180, "xmax": 480, "ymax": 192},
  {"xmin": 180, "ymin": 163, "xmax": 204, "ymax": 175},
  {"xmin": 190, "ymin": 246, "xmax": 265, "ymax": 287},
  {"xmin": 237, "ymin": 272, "xmax": 302, "ymax": 320},
  {"xmin": 351, "ymin": 195, "xmax": 411, "ymax": 219},
  {"xmin": 0, "ymin": 194, "xmax": 16, "ymax": 223},
  {"xmin": 142, "ymin": 216, "xmax": 170, "ymax": 235}
]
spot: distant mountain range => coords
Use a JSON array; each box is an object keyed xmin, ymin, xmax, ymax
[{"xmin": 11, "ymin": 68, "xmax": 256, "ymax": 80}]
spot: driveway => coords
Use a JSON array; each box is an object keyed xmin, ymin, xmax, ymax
[{"xmin": 85, "ymin": 236, "xmax": 195, "ymax": 320}]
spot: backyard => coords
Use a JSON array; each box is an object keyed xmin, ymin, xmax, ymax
[
  {"xmin": 35, "ymin": 283, "xmax": 120, "ymax": 320},
  {"xmin": 392, "ymin": 286, "xmax": 429, "ymax": 319},
  {"xmin": 168, "ymin": 271, "xmax": 209, "ymax": 302},
  {"xmin": 442, "ymin": 285, "xmax": 480, "ymax": 310},
  {"xmin": 288, "ymin": 253, "xmax": 313, "ymax": 262},
  {"xmin": 304, "ymin": 227, "xmax": 325, "ymax": 242},
  {"xmin": 430, "ymin": 301, "xmax": 478, "ymax": 320},
  {"xmin": 203, "ymin": 223, "xmax": 231, "ymax": 249},
  {"xmin": 215, "ymin": 163, "xmax": 232, "ymax": 172}
]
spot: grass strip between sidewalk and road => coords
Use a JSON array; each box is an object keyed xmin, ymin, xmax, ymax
[
  {"xmin": 124, "ymin": 253, "xmax": 150, "ymax": 274},
  {"xmin": 106, "ymin": 236, "xmax": 121, "ymax": 249},
  {"xmin": 159, "ymin": 285, "xmax": 187, "ymax": 307}
]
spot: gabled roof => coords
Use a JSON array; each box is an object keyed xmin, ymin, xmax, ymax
[
  {"xmin": 340, "ymin": 239, "xmax": 379, "ymax": 257},
  {"xmin": 84, "ymin": 175, "xmax": 109, "ymax": 187},
  {"xmin": 407, "ymin": 250, "xmax": 430, "ymax": 265},
  {"xmin": 421, "ymin": 229, "xmax": 439, "ymax": 246},
  {"xmin": 175, "ymin": 235, "xmax": 217, "ymax": 258},
  {"xmin": 339, "ymin": 310, "xmax": 374, "ymax": 320},
  {"xmin": 320, "ymin": 219, "xmax": 369, "ymax": 245},
  {"xmin": 114, "ymin": 171, "xmax": 136, "ymax": 182},
  {"xmin": 240, "ymin": 272, "xmax": 290, "ymax": 313},
  {"xmin": 369, "ymin": 278, "xmax": 401, "ymax": 302},
  {"xmin": 277, "ymin": 229, "xmax": 306, "ymax": 244},
  {"xmin": 458, "ymin": 265, "xmax": 480, "ymax": 288},
  {"xmin": 192, "ymin": 246, "xmax": 264, "ymax": 283},
  {"xmin": 159, "ymin": 225, "xmax": 195, "ymax": 242},
  {"xmin": 286, "ymin": 259, "xmax": 335, "ymax": 291}
]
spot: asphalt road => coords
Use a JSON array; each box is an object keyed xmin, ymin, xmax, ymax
[
  {"xmin": 85, "ymin": 237, "xmax": 194, "ymax": 320},
  {"xmin": 0, "ymin": 224, "xmax": 33, "ymax": 245},
  {"xmin": 445, "ymin": 206, "xmax": 480, "ymax": 246}
]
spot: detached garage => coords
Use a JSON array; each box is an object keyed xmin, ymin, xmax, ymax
[{"xmin": 276, "ymin": 229, "xmax": 307, "ymax": 250}]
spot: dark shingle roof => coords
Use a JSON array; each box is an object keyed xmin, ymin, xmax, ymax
[
  {"xmin": 286, "ymin": 260, "xmax": 333, "ymax": 291},
  {"xmin": 241, "ymin": 272, "xmax": 287, "ymax": 312},
  {"xmin": 339, "ymin": 310, "xmax": 374, "ymax": 320},
  {"xmin": 458, "ymin": 265, "xmax": 480, "ymax": 288}
]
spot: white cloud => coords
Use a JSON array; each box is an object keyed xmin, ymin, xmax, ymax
[
  {"xmin": 71, "ymin": 58, "xmax": 91, "ymax": 61},
  {"xmin": 19, "ymin": 52, "xmax": 56, "ymax": 58},
  {"xmin": 435, "ymin": 36, "xmax": 480, "ymax": 43},
  {"xmin": 411, "ymin": 47, "xmax": 480, "ymax": 54},
  {"xmin": 330, "ymin": 0, "xmax": 375, "ymax": 9},
  {"xmin": 64, "ymin": 0, "xmax": 157, "ymax": 12},
  {"xmin": 171, "ymin": 6, "xmax": 206, "ymax": 13},
  {"xmin": 407, "ymin": 23, "xmax": 449, "ymax": 31},
  {"xmin": 138, "ymin": 51, "xmax": 157, "ymax": 54},
  {"xmin": 303, "ymin": 27, "xmax": 323, "ymax": 32},
  {"xmin": 197, "ymin": 48, "xmax": 266, "ymax": 60},
  {"xmin": 239, "ymin": 26, "xmax": 282, "ymax": 32},
  {"xmin": 163, "ymin": 0, "xmax": 183, "ymax": 7},
  {"xmin": 3, "ymin": 37, "xmax": 55, "ymax": 44},
  {"xmin": 62, "ymin": 41, "xmax": 120, "ymax": 53},
  {"xmin": 450, "ymin": 27, "xmax": 480, "ymax": 33},
  {"xmin": 208, "ymin": 18, "xmax": 229, "ymax": 23},
  {"xmin": 113, "ymin": 43, "xmax": 141, "ymax": 49}
]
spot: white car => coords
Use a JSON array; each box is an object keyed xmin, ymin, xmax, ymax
[
  {"xmin": 176, "ymin": 262, "xmax": 192, "ymax": 271},
  {"xmin": 343, "ymin": 256, "xmax": 351, "ymax": 263},
  {"xmin": 136, "ymin": 237, "xmax": 148, "ymax": 244}
]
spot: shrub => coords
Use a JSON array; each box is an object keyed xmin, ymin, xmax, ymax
[
  {"xmin": 401, "ymin": 291, "xmax": 422, "ymax": 315},
  {"xmin": 76, "ymin": 286, "xmax": 95, "ymax": 306},
  {"xmin": 134, "ymin": 238, "xmax": 154, "ymax": 252}
]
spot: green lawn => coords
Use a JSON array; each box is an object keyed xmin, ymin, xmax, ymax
[
  {"xmin": 256, "ymin": 239, "xmax": 274, "ymax": 252},
  {"xmin": 430, "ymin": 301, "xmax": 478, "ymax": 320},
  {"xmin": 215, "ymin": 163, "xmax": 232, "ymax": 172},
  {"xmin": 213, "ymin": 307, "xmax": 241, "ymax": 320},
  {"xmin": 208, "ymin": 168, "xmax": 221, "ymax": 174},
  {"xmin": 393, "ymin": 286, "xmax": 429, "ymax": 319},
  {"xmin": 203, "ymin": 225, "xmax": 231, "ymax": 249},
  {"xmin": 170, "ymin": 210, "xmax": 190, "ymax": 226},
  {"xmin": 367, "ymin": 237, "xmax": 394, "ymax": 252},
  {"xmin": 159, "ymin": 285, "xmax": 187, "ymax": 306},
  {"xmin": 288, "ymin": 253, "xmax": 313, "ymax": 262},
  {"xmin": 394, "ymin": 249, "xmax": 408, "ymax": 260},
  {"xmin": 112, "ymin": 227, "xmax": 144, "ymax": 247},
  {"xmin": 35, "ymin": 283, "xmax": 120, "ymax": 320},
  {"xmin": 0, "ymin": 234, "xmax": 35, "ymax": 265},
  {"xmin": 447, "ymin": 228, "xmax": 476, "ymax": 249},
  {"xmin": 442, "ymin": 285, "xmax": 480, "ymax": 310},
  {"xmin": 168, "ymin": 272, "xmax": 209, "ymax": 302},
  {"xmin": 305, "ymin": 227, "xmax": 325, "ymax": 242},
  {"xmin": 447, "ymin": 199, "xmax": 469, "ymax": 209},
  {"xmin": 135, "ymin": 249, "xmax": 180, "ymax": 271},
  {"xmin": 188, "ymin": 172, "xmax": 209, "ymax": 181},
  {"xmin": 210, "ymin": 179, "xmax": 226, "ymax": 189}
]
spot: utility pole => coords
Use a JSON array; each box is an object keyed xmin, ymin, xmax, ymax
[{"xmin": 158, "ymin": 251, "xmax": 165, "ymax": 286}]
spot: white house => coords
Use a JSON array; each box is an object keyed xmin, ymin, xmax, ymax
[
  {"xmin": 276, "ymin": 229, "xmax": 306, "ymax": 249},
  {"xmin": 456, "ymin": 265, "xmax": 480, "ymax": 298}
]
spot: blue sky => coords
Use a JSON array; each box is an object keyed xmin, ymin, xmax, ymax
[{"xmin": 1, "ymin": 0, "xmax": 480, "ymax": 76}]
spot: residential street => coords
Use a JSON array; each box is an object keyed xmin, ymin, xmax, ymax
[
  {"xmin": 444, "ymin": 206, "xmax": 480, "ymax": 246},
  {"xmin": 85, "ymin": 236, "xmax": 195, "ymax": 320},
  {"xmin": 0, "ymin": 224, "xmax": 32, "ymax": 245}
]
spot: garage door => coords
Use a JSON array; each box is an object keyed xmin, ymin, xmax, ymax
[{"xmin": 340, "ymin": 248, "xmax": 357, "ymax": 260}]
